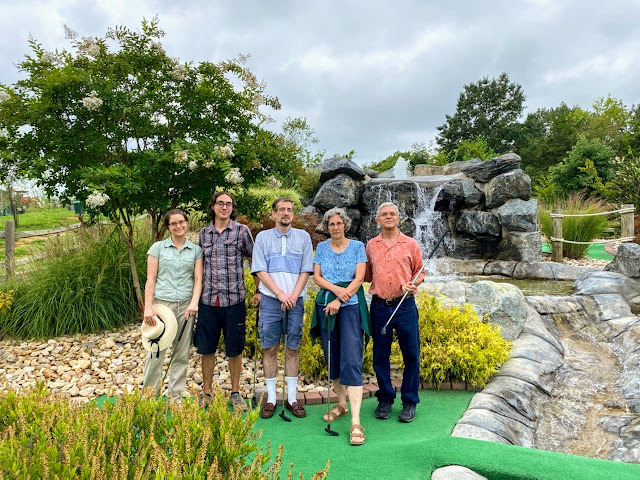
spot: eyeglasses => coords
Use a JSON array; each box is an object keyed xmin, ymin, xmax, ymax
[
  {"xmin": 328, "ymin": 221, "xmax": 344, "ymax": 228},
  {"xmin": 215, "ymin": 201, "xmax": 233, "ymax": 208},
  {"xmin": 169, "ymin": 220, "xmax": 187, "ymax": 228}
]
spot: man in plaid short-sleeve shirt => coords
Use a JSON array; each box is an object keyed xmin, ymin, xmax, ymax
[{"xmin": 196, "ymin": 191, "xmax": 257, "ymax": 410}]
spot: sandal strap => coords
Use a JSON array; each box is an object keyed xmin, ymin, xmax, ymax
[{"xmin": 325, "ymin": 404, "xmax": 348, "ymax": 421}]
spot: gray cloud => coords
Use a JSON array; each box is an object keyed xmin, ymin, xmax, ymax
[{"xmin": 1, "ymin": 0, "xmax": 639, "ymax": 165}]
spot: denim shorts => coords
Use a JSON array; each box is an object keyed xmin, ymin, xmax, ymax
[
  {"xmin": 194, "ymin": 301, "xmax": 246, "ymax": 357},
  {"xmin": 259, "ymin": 294, "xmax": 304, "ymax": 350}
]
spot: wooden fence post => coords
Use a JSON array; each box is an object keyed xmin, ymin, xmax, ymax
[
  {"xmin": 621, "ymin": 203, "xmax": 635, "ymax": 242},
  {"xmin": 552, "ymin": 209, "xmax": 563, "ymax": 263},
  {"xmin": 5, "ymin": 220, "xmax": 15, "ymax": 281}
]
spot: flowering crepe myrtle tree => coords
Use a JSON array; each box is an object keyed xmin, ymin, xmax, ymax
[{"xmin": 0, "ymin": 17, "xmax": 281, "ymax": 311}]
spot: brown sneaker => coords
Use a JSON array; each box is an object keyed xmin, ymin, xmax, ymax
[
  {"xmin": 285, "ymin": 401, "xmax": 306, "ymax": 418},
  {"xmin": 260, "ymin": 402, "xmax": 276, "ymax": 419}
]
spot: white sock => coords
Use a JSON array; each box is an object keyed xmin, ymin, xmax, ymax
[
  {"xmin": 266, "ymin": 377, "xmax": 277, "ymax": 405},
  {"xmin": 286, "ymin": 376, "xmax": 298, "ymax": 404}
]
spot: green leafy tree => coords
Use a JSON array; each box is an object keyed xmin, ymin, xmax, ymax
[
  {"xmin": 436, "ymin": 72, "xmax": 525, "ymax": 158},
  {"xmin": 519, "ymin": 103, "xmax": 587, "ymax": 185},
  {"xmin": 453, "ymin": 135, "xmax": 497, "ymax": 161},
  {"xmin": 582, "ymin": 155, "xmax": 640, "ymax": 211},
  {"xmin": 550, "ymin": 135, "xmax": 615, "ymax": 196},
  {"xmin": 0, "ymin": 18, "xmax": 281, "ymax": 311}
]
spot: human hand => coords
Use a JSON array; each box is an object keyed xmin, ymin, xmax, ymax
[
  {"xmin": 251, "ymin": 293, "xmax": 261, "ymax": 308},
  {"xmin": 323, "ymin": 299, "xmax": 341, "ymax": 317},
  {"xmin": 143, "ymin": 307, "xmax": 156, "ymax": 326},
  {"xmin": 185, "ymin": 302, "xmax": 198, "ymax": 319},
  {"xmin": 277, "ymin": 292, "xmax": 296, "ymax": 310},
  {"xmin": 333, "ymin": 286, "xmax": 350, "ymax": 303},
  {"xmin": 401, "ymin": 283, "xmax": 418, "ymax": 295}
]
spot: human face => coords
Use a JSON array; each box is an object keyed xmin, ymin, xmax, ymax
[
  {"xmin": 273, "ymin": 200, "xmax": 294, "ymax": 228},
  {"xmin": 376, "ymin": 205, "xmax": 400, "ymax": 230},
  {"xmin": 327, "ymin": 214, "xmax": 345, "ymax": 241},
  {"xmin": 212, "ymin": 194, "xmax": 233, "ymax": 221},
  {"xmin": 167, "ymin": 214, "xmax": 187, "ymax": 238}
]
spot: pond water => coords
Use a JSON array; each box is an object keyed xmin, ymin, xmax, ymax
[{"xmin": 460, "ymin": 275, "xmax": 574, "ymax": 296}]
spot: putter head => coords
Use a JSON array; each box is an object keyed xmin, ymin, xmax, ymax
[
  {"xmin": 381, "ymin": 326, "xmax": 387, "ymax": 335},
  {"xmin": 325, "ymin": 424, "xmax": 339, "ymax": 436},
  {"xmin": 279, "ymin": 410, "xmax": 292, "ymax": 422}
]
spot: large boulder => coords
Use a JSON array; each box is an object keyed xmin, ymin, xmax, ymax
[
  {"xmin": 496, "ymin": 199, "xmax": 538, "ymax": 232},
  {"xmin": 435, "ymin": 179, "xmax": 485, "ymax": 212},
  {"xmin": 497, "ymin": 232, "xmax": 542, "ymax": 262},
  {"xmin": 461, "ymin": 153, "xmax": 521, "ymax": 183},
  {"xmin": 573, "ymin": 270, "xmax": 640, "ymax": 301},
  {"xmin": 605, "ymin": 243, "xmax": 640, "ymax": 278},
  {"xmin": 318, "ymin": 157, "xmax": 366, "ymax": 183},
  {"xmin": 312, "ymin": 174, "xmax": 364, "ymax": 210},
  {"xmin": 415, "ymin": 158, "xmax": 483, "ymax": 177},
  {"xmin": 455, "ymin": 211, "xmax": 501, "ymax": 237},
  {"xmin": 431, "ymin": 466, "xmax": 487, "ymax": 480},
  {"xmin": 485, "ymin": 169, "xmax": 531, "ymax": 209},
  {"xmin": 465, "ymin": 280, "xmax": 528, "ymax": 340}
]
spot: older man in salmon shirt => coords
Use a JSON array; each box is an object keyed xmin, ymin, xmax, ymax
[{"xmin": 365, "ymin": 201, "xmax": 425, "ymax": 423}]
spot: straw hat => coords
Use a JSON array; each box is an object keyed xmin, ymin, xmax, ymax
[{"xmin": 141, "ymin": 304, "xmax": 178, "ymax": 355}]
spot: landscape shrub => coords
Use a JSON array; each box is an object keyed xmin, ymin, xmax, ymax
[
  {"xmin": 391, "ymin": 291, "xmax": 511, "ymax": 388},
  {"xmin": 0, "ymin": 289, "xmax": 12, "ymax": 314},
  {"xmin": 0, "ymin": 386, "xmax": 328, "ymax": 479},
  {"xmin": 539, "ymin": 193, "xmax": 610, "ymax": 259},
  {"xmin": 235, "ymin": 188, "xmax": 302, "ymax": 222},
  {"xmin": 0, "ymin": 225, "xmax": 149, "ymax": 339}
]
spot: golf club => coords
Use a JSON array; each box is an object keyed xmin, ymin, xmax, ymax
[
  {"xmin": 251, "ymin": 306, "xmax": 259, "ymax": 408},
  {"xmin": 381, "ymin": 231, "xmax": 448, "ymax": 335},
  {"xmin": 324, "ymin": 310, "xmax": 339, "ymax": 436},
  {"xmin": 279, "ymin": 310, "xmax": 292, "ymax": 422}
]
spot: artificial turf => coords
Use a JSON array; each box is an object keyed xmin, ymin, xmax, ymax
[
  {"xmin": 254, "ymin": 390, "xmax": 640, "ymax": 479},
  {"xmin": 542, "ymin": 242, "xmax": 614, "ymax": 261}
]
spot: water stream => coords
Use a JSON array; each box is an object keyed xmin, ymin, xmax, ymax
[{"xmin": 533, "ymin": 314, "xmax": 635, "ymax": 460}]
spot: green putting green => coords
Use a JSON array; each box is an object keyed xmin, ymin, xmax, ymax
[
  {"xmin": 254, "ymin": 390, "xmax": 640, "ymax": 479},
  {"xmin": 542, "ymin": 242, "xmax": 614, "ymax": 261}
]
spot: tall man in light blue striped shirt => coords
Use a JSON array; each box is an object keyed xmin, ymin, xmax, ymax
[{"xmin": 251, "ymin": 197, "xmax": 313, "ymax": 419}]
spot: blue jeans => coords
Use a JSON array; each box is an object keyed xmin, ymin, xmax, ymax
[{"xmin": 371, "ymin": 296, "xmax": 420, "ymax": 405}]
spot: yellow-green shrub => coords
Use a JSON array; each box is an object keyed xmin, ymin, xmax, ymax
[
  {"xmin": 0, "ymin": 385, "xmax": 330, "ymax": 479},
  {"xmin": 392, "ymin": 292, "xmax": 511, "ymax": 388},
  {"xmin": 0, "ymin": 290, "xmax": 13, "ymax": 314}
]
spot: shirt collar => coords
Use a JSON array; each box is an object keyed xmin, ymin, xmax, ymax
[
  {"xmin": 273, "ymin": 227, "xmax": 293, "ymax": 238},
  {"xmin": 164, "ymin": 237, "xmax": 194, "ymax": 249},
  {"xmin": 373, "ymin": 231, "xmax": 408, "ymax": 243}
]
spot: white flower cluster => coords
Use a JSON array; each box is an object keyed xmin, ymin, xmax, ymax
[
  {"xmin": 78, "ymin": 37, "xmax": 100, "ymax": 57},
  {"xmin": 0, "ymin": 91, "xmax": 10, "ymax": 103},
  {"xmin": 215, "ymin": 144, "xmax": 234, "ymax": 159},
  {"xmin": 225, "ymin": 167, "xmax": 244, "ymax": 185},
  {"xmin": 85, "ymin": 190, "xmax": 110, "ymax": 208},
  {"xmin": 202, "ymin": 158, "xmax": 216, "ymax": 169},
  {"xmin": 150, "ymin": 40, "xmax": 166, "ymax": 56},
  {"xmin": 187, "ymin": 160, "xmax": 198, "ymax": 171},
  {"xmin": 174, "ymin": 150, "xmax": 188, "ymax": 164},
  {"xmin": 171, "ymin": 64, "xmax": 187, "ymax": 81},
  {"xmin": 266, "ymin": 175, "xmax": 282, "ymax": 189},
  {"xmin": 82, "ymin": 90, "xmax": 103, "ymax": 111},
  {"xmin": 0, "ymin": 128, "xmax": 9, "ymax": 138}
]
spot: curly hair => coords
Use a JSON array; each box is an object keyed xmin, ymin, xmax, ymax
[
  {"xmin": 208, "ymin": 191, "xmax": 237, "ymax": 222},
  {"xmin": 320, "ymin": 206, "xmax": 352, "ymax": 232}
]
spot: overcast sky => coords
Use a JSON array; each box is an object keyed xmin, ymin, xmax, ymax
[{"xmin": 1, "ymin": 0, "xmax": 639, "ymax": 165}]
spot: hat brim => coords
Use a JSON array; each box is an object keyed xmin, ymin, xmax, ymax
[{"xmin": 141, "ymin": 304, "xmax": 178, "ymax": 352}]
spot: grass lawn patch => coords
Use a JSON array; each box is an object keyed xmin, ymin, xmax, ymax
[
  {"xmin": 0, "ymin": 208, "xmax": 79, "ymax": 231},
  {"xmin": 254, "ymin": 390, "xmax": 640, "ymax": 479}
]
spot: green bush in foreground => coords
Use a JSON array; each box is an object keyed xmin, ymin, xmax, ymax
[
  {"xmin": 539, "ymin": 193, "xmax": 610, "ymax": 259},
  {"xmin": 392, "ymin": 292, "xmax": 511, "ymax": 388},
  {"xmin": 0, "ymin": 225, "xmax": 149, "ymax": 339},
  {"xmin": 0, "ymin": 386, "xmax": 329, "ymax": 479}
]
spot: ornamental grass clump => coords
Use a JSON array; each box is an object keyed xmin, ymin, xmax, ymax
[
  {"xmin": 0, "ymin": 385, "xmax": 327, "ymax": 479},
  {"xmin": 392, "ymin": 292, "xmax": 511, "ymax": 388},
  {"xmin": 0, "ymin": 225, "xmax": 149, "ymax": 339},
  {"xmin": 539, "ymin": 193, "xmax": 610, "ymax": 259}
]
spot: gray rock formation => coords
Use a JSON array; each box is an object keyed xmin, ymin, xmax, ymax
[
  {"xmin": 455, "ymin": 211, "xmax": 501, "ymax": 238},
  {"xmin": 431, "ymin": 466, "xmax": 487, "ymax": 480},
  {"xmin": 485, "ymin": 169, "xmax": 531, "ymax": 209},
  {"xmin": 496, "ymin": 199, "xmax": 538, "ymax": 232},
  {"xmin": 461, "ymin": 153, "xmax": 521, "ymax": 183},
  {"xmin": 318, "ymin": 157, "xmax": 366, "ymax": 183},
  {"xmin": 497, "ymin": 232, "xmax": 542, "ymax": 263},
  {"xmin": 435, "ymin": 179, "xmax": 484, "ymax": 212},
  {"xmin": 605, "ymin": 243, "xmax": 640, "ymax": 278},
  {"xmin": 312, "ymin": 174, "xmax": 364, "ymax": 210}
]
